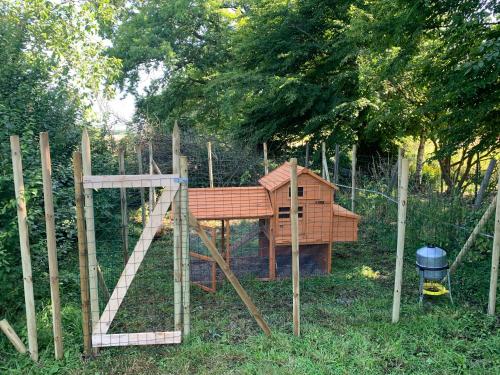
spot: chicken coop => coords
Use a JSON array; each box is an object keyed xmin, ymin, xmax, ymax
[{"xmin": 189, "ymin": 162, "xmax": 360, "ymax": 291}]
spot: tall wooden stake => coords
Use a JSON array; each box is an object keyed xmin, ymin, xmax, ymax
[
  {"xmin": 81, "ymin": 129, "xmax": 99, "ymax": 353},
  {"xmin": 351, "ymin": 145, "xmax": 357, "ymax": 212},
  {"xmin": 180, "ymin": 156, "xmax": 190, "ymax": 337},
  {"xmin": 263, "ymin": 142, "xmax": 269, "ymax": 175},
  {"xmin": 149, "ymin": 141, "xmax": 155, "ymax": 216},
  {"xmin": 305, "ymin": 143, "xmax": 309, "ymax": 168},
  {"xmin": 118, "ymin": 148, "xmax": 129, "ymax": 265},
  {"xmin": 39, "ymin": 132, "xmax": 63, "ymax": 359},
  {"xmin": 290, "ymin": 158, "xmax": 300, "ymax": 336},
  {"xmin": 136, "ymin": 144, "xmax": 146, "ymax": 227},
  {"xmin": 334, "ymin": 144, "xmax": 340, "ymax": 184},
  {"xmin": 207, "ymin": 141, "xmax": 214, "ymax": 188},
  {"xmin": 397, "ymin": 148, "xmax": 403, "ymax": 198},
  {"xmin": 73, "ymin": 151, "xmax": 92, "ymax": 357},
  {"xmin": 321, "ymin": 142, "xmax": 330, "ymax": 182},
  {"xmin": 392, "ymin": 158, "xmax": 409, "ymax": 323},
  {"xmin": 10, "ymin": 135, "xmax": 38, "ymax": 361},
  {"xmin": 488, "ymin": 171, "xmax": 500, "ymax": 316},
  {"xmin": 172, "ymin": 122, "xmax": 182, "ymax": 331}
]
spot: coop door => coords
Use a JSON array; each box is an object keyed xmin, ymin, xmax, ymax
[
  {"xmin": 190, "ymin": 225, "xmax": 217, "ymax": 292},
  {"xmin": 83, "ymin": 174, "xmax": 182, "ymax": 348}
]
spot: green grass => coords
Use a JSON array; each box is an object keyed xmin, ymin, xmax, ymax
[{"xmin": 1, "ymin": 236, "xmax": 499, "ymax": 374}]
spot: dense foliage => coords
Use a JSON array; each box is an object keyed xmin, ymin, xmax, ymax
[
  {"xmin": 110, "ymin": 0, "xmax": 498, "ymax": 190},
  {"xmin": 0, "ymin": 1, "xmax": 119, "ymax": 316}
]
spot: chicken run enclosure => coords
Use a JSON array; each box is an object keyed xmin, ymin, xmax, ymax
[{"xmin": 5, "ymin": 127, "xmax": 499, "ymax": 360}]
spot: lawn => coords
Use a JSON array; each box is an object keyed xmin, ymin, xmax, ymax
[{"xmin": 1, "ymin": 231, "xmax": 498, "ymax": 374}]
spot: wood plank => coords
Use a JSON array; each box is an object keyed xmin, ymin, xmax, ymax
[
  {"xmin": 136, "ymin": 144, "xmax": 146, "ymax": 227},
  {"xmin": 119, "ymin": 149, "xmax": 129, "ymax": 265},
  {"xmin": 189, "ymin": 211, "xmax": 272, "ymax": 336},
  {"xmin": 82, "ymin": 129, "xmax": 99, "ymax": 352},
  {"xmin": 72, "ymin": 151, "xmax": 92, "ymax": 356},
  {"xmin": 172, "ymin": 122, "xmax": 183, "ymax": 332},
  {"xmin": 39, "ymin": 132, "xmax": 63, "ymax": 359},
  {"xmin": 180, "ymin": 157, "xmax": 191, "ymax": 337},
  {"xmin": 208, "ymin": 142, "xmax": 214, "ymax": 188},
  {"xmin": 392, "ymin": 158, "xmax": 409, "ymax": 323},
  {"xmin": 488, "ymin": 171, "xmax": 500, "ymax": 316},
  {"xmin": 83, "ymin": 174, "xmax": 180, "ymax": 189},
  {"xmin": 0, "ymin": 319, "xmax": 27, "ymax": 354},
  {"xmin": 92, "ymin": 188, "xmax": 177, "ymax": 336},
  {"xmin": 10, "ymin": 135, "xmax": 38, "ymax": 361},
  {"xmin": 92, "ymin": 331, "xmax": 181, "ymax": 347},
  {"xmin": 263, "ymin": 142, "xmax": 269, "ymax": 175},
  {"xmin": 290, "ymin": 158, "xmax": 300, "ymax": 336}
]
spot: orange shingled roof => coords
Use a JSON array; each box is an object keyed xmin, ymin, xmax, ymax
[
  {"xmin": 189, "ymin": 186, "xmax": 273, "ymax": 220},
  {"xmin": 258, "ymin": 162, "xmax": 337, "ymax": 191}
]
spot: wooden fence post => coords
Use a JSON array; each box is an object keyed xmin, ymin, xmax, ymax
[
  {"xmin": 263, "ymin": 142, "xmax": 269, "ymax": 175},
  {"xmin": 81, "ymin": 129, "xmax": 99, "ymax": 353},
  {"xmin": 207, "ymin": 141, "xmax": 214, "ymax": 188},
  {"xmin": 73, "ymin": 151, "xmax": 92, "ymax": 356},
  {"xmin": 334, "ymin": 144, "xmax": 340, "ymax": 184},
  {"xmin": 392, "ymin": 158, "xmax": 409, "ymax": 323},
  {"xmin": 351, "ymin": 145, "xmax": 357, "ymax": 212},
  {"xmin": 10, "ymin": 135, "xmax": 38, "ymax": 361},
  {"xmin": 180, "ymin": 156, "xmax": 190, "ymax": 337},
  {"xmin": 149, "ymin": 141, "xmax": 155, "ymax": 216},
  {"xmin": 136, "ymin": 144, "xmax": 146, "ymax": 227},
  {"xmin": 172, "ymin": 122, "xmax": 182, "ymax": 331},
  {"xmin": 397, "ymin": 148, "xmax": 402, "ymax": 198},
  {"xmin": 0, "ymin": 319, "xmax": 27, "ymax": 354},
  {"xmin": 119, "ymin": 148, "xmax": 129, "ymax": 265},
  {"xmin": 488, "ymin": 171, "xmax": 500, "ymax": 316},
  {"xmin": 305, "ymin": 143, "xmax": 309, "ymax": 168},
  {"xmin": 321, "ymin": 142, "xmax": 330, "ymax": 182},
  {"xmin": 39, "ymin": 132, "xmax": 63, "ymax": 359},
  {"xmin": 290, "ymin": 158, "xmax": 300, "ymax": 336}
]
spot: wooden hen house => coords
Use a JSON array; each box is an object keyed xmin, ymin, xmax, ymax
[{"xmin": 189, "ymin": 162, "xmax": 359, "ymax": 288}]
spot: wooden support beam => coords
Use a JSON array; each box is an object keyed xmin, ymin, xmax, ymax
[
  {"xmin": 305, "ymin": 143, "xmax": 309, "ymax": 168},
  {"xmin": 207, "ymin": 141, "xmax": 214, "ymax": 188},
  {"xmin": 321, "ymin": 142, "xmax": 330, "ymax": 182},
  {"xmin": 73, "ymin": 151, "xmax": 92, "ymax": 356},
  {"xmin": 172, "ymin": 122, "xmax": 182, "ymax": 331},
  {"xmin": 448, "ymin": 195, "xmax": 497, "ymax": 276},
  {"xmin": 225, "ymin": 220, "xmax": 231, "ymax": 268},
  {"xmin": 39, "ymin": 132, "xmax": 63, "ymax": 360},
  {"xmin": 475, "ymin": 159, "xmax": 497, "ymax": 209},
  {"xmin": 10, "ymin": 135, "xmax": 38, "ymax": 361},
  {"xmin": 392, "ymin": 158, "xmax": 409, "ymax": 323},
  {"xmin": 83, "ymin": 174, "xmax": 179, "ymax": 189},
  {"xmin": 263, "ymin": 142, "xmax": 269, "ymax": 175},
  {"xmin": 0, "ymin": 319, "xmax": 27, "ymax": 354},
  {"xmin": 81, "ymin": 129, "xmax": 99, "ymax": 349},
  {"xmin": 189, "ymin": 211, "xmax": 271, "ymax": 336},
  {"xmin": 119, "ymin": 149, "xmax": 129, "ymax": 265},
  {"xmin": 136, "ymin": 144, "xmax": 146, "ymax": 227},
  {"xmin": 152, "ymin": 159, "xmax": 162, "ymax": 174},
  {"xmin": 290, "ymin": 158, "xmax": 300, "ymax": 336},
  {"xmin": 488, "ymin": 171, "xmax": 500, "ymax": 316},
  {"xmin": 180, "ymin": 157, "xmax": 191, "ymax": 337}
]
